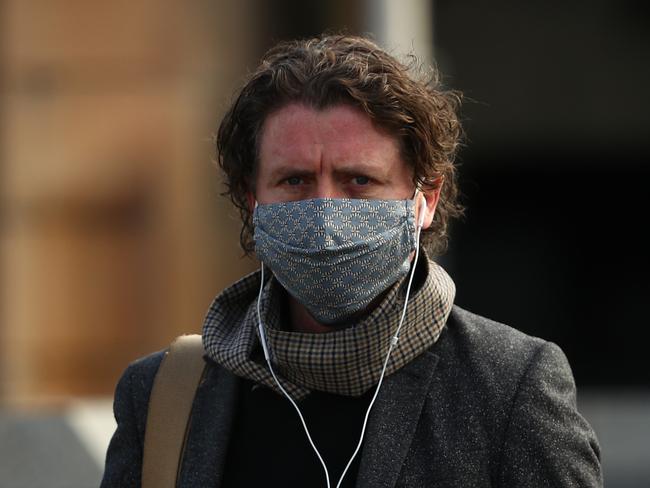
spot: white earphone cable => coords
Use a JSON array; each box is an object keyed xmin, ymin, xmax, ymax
[
  {"xmin": 255, "ymin": 193, "xmax": 426, "ymax": 488},
  {"xmin": 257, "ymin": 265, "xmax": 332, "ymax": 488}
]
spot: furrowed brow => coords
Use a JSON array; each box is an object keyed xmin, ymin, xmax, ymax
[
  {"xmin": 268, "ymin": 165, "xmax": 315, "ymax": 181},
  {"xmin": 334, "ymin": 162, "xmax": 389, "ymax": 178}
]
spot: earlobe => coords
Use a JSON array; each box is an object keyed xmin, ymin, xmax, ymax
[{"xmin": 421, "ymin": 183, "xmax": 443, "ymax": 230}]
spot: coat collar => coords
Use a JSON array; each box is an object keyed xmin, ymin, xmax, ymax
[{"xmin": 356, "ymin": 349, "xmax": 440, "ymax": 488}]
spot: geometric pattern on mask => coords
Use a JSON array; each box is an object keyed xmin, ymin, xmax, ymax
[
  {"xmin": 253, "ymin": 198, "xmax": 416, "ymax": 324},
  {"xmin": 201, "ymin": 250, "xmax": 456, "ymax": 398}
]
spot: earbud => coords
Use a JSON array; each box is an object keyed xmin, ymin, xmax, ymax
[{"xmin": 417, "ymin": 195, "xmax": 427, "ymax": 228}]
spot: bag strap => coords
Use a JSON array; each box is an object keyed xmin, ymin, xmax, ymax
[{"xmin": 142, "ymin": 334, "xmax": 206, "ymax": 488}]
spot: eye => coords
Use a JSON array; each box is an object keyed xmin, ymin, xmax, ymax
[
  {"xmin": 285, "ymin": 176, "xmax": 303, "ymax": 186},
  {"xmin": 353, "ymin": 175, "xmax": 370, "ymax": 185}
]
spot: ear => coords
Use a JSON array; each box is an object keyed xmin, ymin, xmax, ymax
[
  {"xmin": 419, "ymin": 179, "xmax": 443, "ymax": 230},
  {"xmin": 246, "ymin": 191, "xmax": 256, "ymax": 213}
]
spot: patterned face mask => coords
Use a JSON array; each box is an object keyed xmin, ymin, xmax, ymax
[{"xmin": 253, "ymin": 197, "xmax": 417, "ymax": 324}]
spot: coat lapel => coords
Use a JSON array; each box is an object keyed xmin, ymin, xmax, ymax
[
  {"xmin": 356, "ymin": 350, "xmax": 440, "ymax": 488},
  {"xmin": 177, "ymin": 361, "xmax": 239, "ymax": 487}
]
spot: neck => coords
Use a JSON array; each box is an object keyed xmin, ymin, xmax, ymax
[
  {"xmin": 288, "ymin": 295, "xmax": 335, "ymax": 333},
  {"xmin": 286, "ymin": 286, "xmax": 396, "ymax": 333}
]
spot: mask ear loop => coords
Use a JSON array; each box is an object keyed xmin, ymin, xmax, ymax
[
  {"xmin": 256, "ymin": 234, "xmax": 332, "ymax": 488},
  {"xmin": 255, "ymin": 191, "xmax": 426, "ymax": 488}
]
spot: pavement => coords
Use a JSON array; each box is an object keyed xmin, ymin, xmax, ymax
[
  {"xmin": 578, "ymin": 389, "xmax": 650, "ymax": 488},
  {"xmin": 0, "ymin": 390, "xmax": 648, "ymax": 487},
  {"xmin": 0, "ymin": 399, "xmax": 112, "ymax": 488}
]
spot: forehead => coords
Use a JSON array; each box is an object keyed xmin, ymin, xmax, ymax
[{"xmin": 258, "ymin": 103, "xmax": 402, "ymax": 167}]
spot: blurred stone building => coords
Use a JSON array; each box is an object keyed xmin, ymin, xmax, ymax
[{"xmin": 0, "ymin": 0, "xmax": 261, "ymax": 405}]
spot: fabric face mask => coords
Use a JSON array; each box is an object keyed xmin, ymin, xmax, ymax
[{"xmin": 253, "ymin": 197, "xmax": 417, "ymax": 324}]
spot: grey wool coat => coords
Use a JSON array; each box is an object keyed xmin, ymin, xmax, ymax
[{"xmin": 101, "ymin": 306, "xmax": 603, "ymax": 487}]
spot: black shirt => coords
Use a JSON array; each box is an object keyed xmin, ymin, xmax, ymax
[{"xmin": 221, "ymin": 377, "xmax": 374, "ymax": 488}]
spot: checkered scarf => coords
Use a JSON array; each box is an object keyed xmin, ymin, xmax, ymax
[{"xmin": 202, "ymin": 251, "xmax": 455, "ymax": 399}]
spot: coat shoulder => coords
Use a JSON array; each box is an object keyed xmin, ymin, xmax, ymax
[
  {"xmin": 449, "ymin": 304, "xmax": 546, "ymax": 346},
  {"xmin": 432, "ymin": 305, "xmax": 575, "ymax": 428},
  {"xmin": 101, "ymin": 349, "xmax": 168, "ymax": 487},
  {"xmin": 444, "ymin": 304, "xmax": 555, "ymax": 373},
  {"xmin": 121, "ymin": 349, "xmax": 167, "ymax": 402},
  {"xmin": 400, "ymin": 310, "xmax": 602, "ymax": 486},
  {"xmin": 113, "ymin": 349, "xmax": 167, "ymax": 435}
]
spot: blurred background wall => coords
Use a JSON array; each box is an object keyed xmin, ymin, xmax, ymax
[
  {"xmin": 0, "ymin": 0, "xmax": 262, "ymax": 406},
  {"xmin": 435, "ymin": 0, "xmax": 650, "ymax": 390},
  {"xmin": 0, "ymin": 0, "xmax": 648, "ymax": 486}
]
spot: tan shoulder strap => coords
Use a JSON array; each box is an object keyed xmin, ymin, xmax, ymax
[{"xmin": 142, "ymin": 334, "xmax": 206, "ymax": 488}]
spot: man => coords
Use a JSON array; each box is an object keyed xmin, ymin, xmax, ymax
[{"xmin": 102, "ymin": 34, "xmax": 603, "ymax": 487}]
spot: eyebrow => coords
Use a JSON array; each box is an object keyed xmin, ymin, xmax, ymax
[
  {"xmin": 265, "ymin": 160, "xmax": 392, "ymax": 183},
  {"xmin": 267, "ymin": 166, "xmax": 314, "ymax": 181},
  {"xmin": 334, "ymin": 162, "xmax": 389, "ymax": 177}
]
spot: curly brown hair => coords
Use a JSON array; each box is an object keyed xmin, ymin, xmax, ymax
[{"xmin": 217, "ymin": 34, "xmax": 464, "ymax": 255}]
